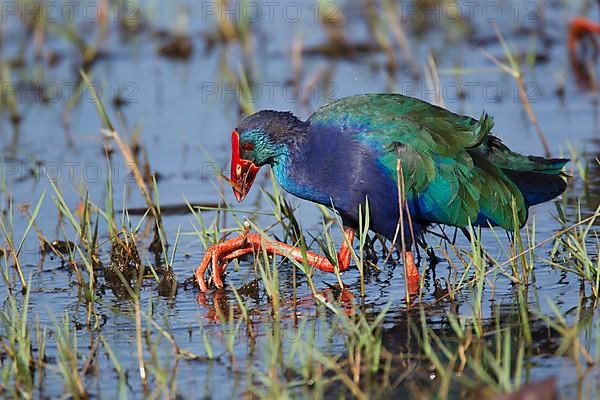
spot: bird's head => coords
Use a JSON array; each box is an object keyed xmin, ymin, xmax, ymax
[{"xmin": 230, "ymin": 110, "xmax": 306, "ymax": 202}]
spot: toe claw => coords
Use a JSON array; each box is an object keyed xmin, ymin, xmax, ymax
[
  {"xmin": 196, "ymin": 246, "xmax": 229, "ymax": 292},
  {"xmin": 211, "ymin": 252, "xmax": 224, "ymax": 289},
  {"xmin": 196, "ymin": 248, "xmax": 216, "ymax": 292}
]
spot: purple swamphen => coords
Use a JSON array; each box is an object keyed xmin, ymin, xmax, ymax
[{"xmin": 196, "ymin": 94, "xmax": 568, "ymax": 293}]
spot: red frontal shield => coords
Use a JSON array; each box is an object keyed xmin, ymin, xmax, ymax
[{"xmin": 231, "ymin": 131, "xmax": 260, "ymax": 202}]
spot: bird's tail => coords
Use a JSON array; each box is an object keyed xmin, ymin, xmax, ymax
[
  {"xmin": 477, "ymin": 135, "xmax": 569, "ymax": 206},
  {"xmin": 502, "ymin": 168, "xmax": 569, "ymax": 206}
]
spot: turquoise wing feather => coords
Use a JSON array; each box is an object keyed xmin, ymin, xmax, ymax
[{"xmin": 310, "ymin": 94, "xmax": 527, "ymax": 229}]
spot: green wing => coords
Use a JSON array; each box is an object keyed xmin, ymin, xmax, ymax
[{"xmin": 310, "ymin": 94, "xmax": 527, "ymax": 229}]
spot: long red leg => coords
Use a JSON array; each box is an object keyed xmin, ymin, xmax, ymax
[
  {"xmin": 405, "ymin": 251, "xmax": 420, "ymax": 295},
  {"xmin": 195, "ymin": 228, "xmax": 355, "ymax": 292}
]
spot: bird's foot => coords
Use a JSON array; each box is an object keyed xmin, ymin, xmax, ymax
[
  {"xmin": 195, "ymin": 227, "xmax": 356, "ymax": 292},
  {"xmin": 195, "ymin": 229, "xmax": 256, "ymax": 292}
]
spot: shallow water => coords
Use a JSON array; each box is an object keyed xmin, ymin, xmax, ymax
[{"xmin": 1, "ymin": 0, "xmax": 599, "ymax": 398}]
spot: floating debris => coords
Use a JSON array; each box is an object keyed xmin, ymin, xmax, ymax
[
  {"xmin": 45, "ymin": 240, "xmax": 76, "ymax": 254},
  {"xmin": 157, "ymin": 33, "xmax": 194, "ymax": 60}
]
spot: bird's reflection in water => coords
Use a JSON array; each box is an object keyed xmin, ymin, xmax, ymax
[{"xmin": 196, "ymin": 282, "xmax": 357, "ymax": 323}]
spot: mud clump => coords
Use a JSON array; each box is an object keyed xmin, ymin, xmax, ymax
[
  {"xmin": 157, "ymin": 267, "xmax": 177, "ymax": 297},
  {"xmin": 104, "ymin": 231, "xmax": 142, "ymax": 297},
  {"xmin": 157, "ymin": 33, "xmax": 193, "ymax": 60}
]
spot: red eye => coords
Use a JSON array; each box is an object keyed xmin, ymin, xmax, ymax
[{"xmin": 242, "ymin": 143, "xmax": 254, "ymax": 151}]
